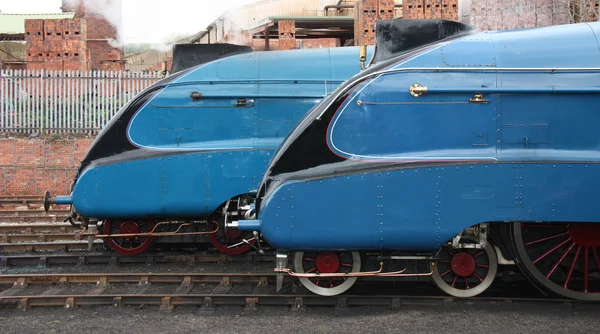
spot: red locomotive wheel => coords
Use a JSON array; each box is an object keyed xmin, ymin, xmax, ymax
[
  {"xmin": 294, "ymin": 251, "xmax": 361, "ymax": 296},
  {"xmin": 103, "ymin": 219, "xmax": 155, "ymax": 255},
  {"xmin": 432, "ymin": 236, "xmax": 498, "ymax": 298},
  {"xmin": 512, "ymin": 222, "xmax": 600, "ymax": 300},
  {"xmin": 208, "ymin": 218, "xmax": 256, "ymax": 255}
]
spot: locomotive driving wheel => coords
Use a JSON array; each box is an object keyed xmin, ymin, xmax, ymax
[
  {"xmin": 431, "ymin": 236, "xmax": 498, "ymax": 298},
  {"xmin": 294, "ymin": 251, "xmax": 361, "ymax": 296},
  {"xmin": 512, "ymin": 222, "xmax": 600, "ymax": 300},
  {"xmin": 208, "ymin": 215, "xmax": 256, "ymax": 255},
  {"xmin": 103, "ymin": 219, "xmax": 155, "ymax": 255}
]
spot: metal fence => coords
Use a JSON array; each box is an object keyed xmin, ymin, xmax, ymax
[{"xmin": 0, "ymin": 70, "xmax": 166, "ymax": 134}]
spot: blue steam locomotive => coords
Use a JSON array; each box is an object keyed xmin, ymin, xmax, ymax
[
  {"xmin": 43, "ymin": 44, "xmax": 375, "ymax": 255},
  {"xmin": 234, "ymin": 20, "xmax": 600, "ymax": 301}
]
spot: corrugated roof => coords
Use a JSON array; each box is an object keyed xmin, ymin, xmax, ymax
[
  {"xmin": 0, "ymin": 13, "xmax": 75, "ymax": 35},
  {"xmin": 0, "ymin": 41, "xmax": 26, "ymax": 62}
]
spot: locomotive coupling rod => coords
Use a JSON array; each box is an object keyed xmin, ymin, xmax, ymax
[
  {"xmin": 43, "ymin": 191, "xmax": 73, "ymax": 211},
  {"xmin": 94, "ymin": 230, "xmax": 219, "ymax": 239}
]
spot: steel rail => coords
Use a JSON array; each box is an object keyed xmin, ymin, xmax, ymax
[
  {"xmin": 0, "ymin": 272, "xmax": 280, "ymax": 285},
  {"xmin": 0, "ymin": 272, "xmax": 599, "ymax": 309},
  {"xmin": 0, "ymin": 233, "xmax": 87, "ymax": 243},
  {"xmin": 0, "ymin": 223, "xmax": 77, "ymax": 233},
  {"xmin": 0, "ymin": 251, "xmax": 274, "ymax": 267},
  {"xmin": 0, "ymin": 196, "xmax": 44, "ymax": 205},
  {"xmin": 1, "ymin": 292, "xmax": 598, "ymax": 310},
  {"xmin": 0, "ymin": 210, "xmax": 69, "ymax": 217},
  {"xmin": 0, "ymin": 216, "xmax": 69, "ymax": 223},
  {"xmin": 0, "ymin": 240, "xmax": 105, "ymax": 252}
]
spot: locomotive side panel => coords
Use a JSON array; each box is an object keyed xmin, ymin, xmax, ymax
[
  {"xmin": 73, "ymin": 150, "xmax": 274, "ymax": 218},
  {"xmin": 257, "ymin": 163, "xmax": 600, "ymax": 251},
  {"xmin": 68, "ymin": 46, "xmax": 375, "ymax": 220},
  {"xmin": 248, "ymin": 22, "xmax": 600, "ymax": 250},
  {"xmin": 327, "ymin": 72, "xmax": 498, "ymax": 161}
]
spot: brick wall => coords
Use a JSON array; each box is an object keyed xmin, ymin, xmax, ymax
[
  {"xmin": 403, "ymin": 0, "xmax": 458, "ymax": 20},
  {"xmin": 468, "ymin": 0, "xmax": 570, "ymax": 31},
  {"xmin": 279, "ymin": 20, "xmax": 297, "ymax": 50},
  {"xmin": 354, "ymin": 0, "xmax": 395, "ymax": 46},
  {"xmin": 61, "ymin": 0, "xmax": 124, "ymax": 70},
  {"xmin": 299, "ymin": 38, "xmax": 342, "ymax": 49},
  {"xmin": 0, "ymin": 138, "xmax": 93, "ymax": 196},
  {"xmin": 251, "ymin": 38, "xmax": 341, "ymax": 51},
  {"xmin": 25, "ymin": 18, "xmax": 89, "ymax": 71}
]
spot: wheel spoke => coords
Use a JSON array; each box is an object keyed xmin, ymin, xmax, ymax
[
  {"xmin": 584, "ymin": 247, "xmax": 589, "ymax": 293},
  {"xmin": 546, "ymin": 242, "xmax": 575, "ymax": 278},
  {"xmin": 208, "ymin": 216, "xmax": 254, "ymax": 255},
  {"xmin": 524, "ymin": 231, "xmax": 569, "ymax": 247},
  {"xmin": 514, "ymin": 223, "xmax": 600, "ymax": 300},
  {"xmin": 564, "ymin": 245, "xmax": 582, "ymax": 289},
  {"xmin": 593, "ymin": 247, "xmax": 600, "ymax": 271},
  {"xmin": 440, "ymin": 269, "xmax": 452, "ymax": 277},
  {"xmin": 522, "ymin": 223, "xmax": 568, "ymax": 229},
  {"xmin": 533, "ymin": 238, "xmax": 572, "ymax": 264},
  {"xmin": 105, "ymin": 220, "xmax": 155, "ymax": 255}
]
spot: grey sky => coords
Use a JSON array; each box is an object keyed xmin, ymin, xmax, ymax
[{"xmin": 0, "ymin": 0, "xmax": 259, "ymax": 43}]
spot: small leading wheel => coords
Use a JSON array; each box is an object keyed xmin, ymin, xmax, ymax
[
  {"xmin": 294, "ymin": 251, "xmax": 361, "ymax": 296},
  {"xmin": 512, "ymin": 222, "xmax": 600, "ymax": 300},
  {"xmin": 104, "ymin": 219, "xmax": 155, "ymax": 255},
  {"xmin": 208, "ymin": 216, "xmax": 256, "ymax": 255},
  {"xmin": 432, "ymin": 237, "xmax": 498, "ymax": 298}
]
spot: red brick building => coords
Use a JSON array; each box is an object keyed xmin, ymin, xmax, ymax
[
  {"xmin": 19, "ymin": 0, "xmax": 124, "ymax": 71},
  {"xmin": 60, "ymin": 0, "xmax": 125, "ymax": 71},
  {"xmin": 25, "ymin": 18, "xmax": 89, "ymax": 71}
]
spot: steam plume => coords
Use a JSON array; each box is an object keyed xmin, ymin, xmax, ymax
[{"xmin": 63, "ymin": 0, "xmax": 124, "ymax": 47}]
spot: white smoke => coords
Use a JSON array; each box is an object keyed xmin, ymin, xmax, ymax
[{"xmin": 63, "ymin": 0, "xmax": 124, "ymax": 46}]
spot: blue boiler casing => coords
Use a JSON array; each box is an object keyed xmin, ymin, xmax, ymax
[
  {"xmin": 240, "ymin": 22, "xmax": 600, "ymax": 252},
  {"xmin": 64, "ymin": 46, "xmax": 374, "ymax": 219}
]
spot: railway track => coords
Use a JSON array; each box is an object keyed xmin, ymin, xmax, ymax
[
  {"xmin": 0, "ymin": 222, "xmax": 78, "ymax": 234},
  {"xmin": 0, "ymin": 251, "xmax": 273, "ymax": 267},
  {"xmin": 0, "ymin": 220, "xmax": 98, "ymax": 252},
  {"xmin": 0, "ymin": 195, "xmax": 44, "ymax": 206},
  {"xmin": 0, "ymin": 272, "xmax": 597, "ymax": 311},
  {"xmin": 0, "ymin": 210, "xmax": 69, "ymax": 223}
]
